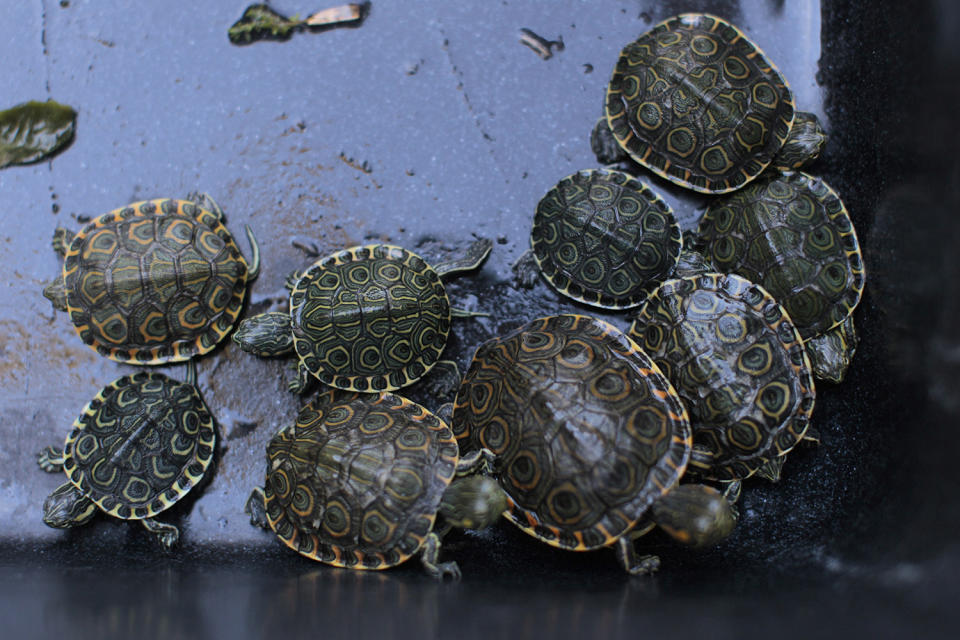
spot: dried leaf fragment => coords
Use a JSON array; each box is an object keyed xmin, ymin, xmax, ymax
[
  {"xmin": 304, "ymin": 4, "xmax": 366, "ymax": 27},
  {"xmin": 228, "ymin": 3, "xmax": 369, "ymax": 45},
  {"xmin": 0, "ymin": 100, "xmax": 77, "ymax": 169}
]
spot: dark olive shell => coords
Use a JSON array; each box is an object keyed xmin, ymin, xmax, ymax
[
  {"xmin": 452, "ymin": 314, "xmax": 690, "ymax": 551},
  {"xmin": 605, "ymin": 13, "xmax": 795, "ymax": 193},
  {"xmin": 694, "ymin": 170, "xmax": 865, "ymax": 340},
  {"xmin": 262, "ymin": 389, "xmax": 458, "ymax": 569},
  {"xmin": 531, "ymin": 169, "xmax": 681, "ymax": 309},
  {"xmin": 289, "ymin": 245, "xmax": 451, "ymax": 392},
  {"xmin": 629, "ymin": 273, "xmax": 815, "ymax": 480},
  {"xmin": 62, "ymin": 372, "xmax": 216, "ymax": 519},
  {"xmin": 62, "ymin": 199, "xmax": 251, "ymax": 364}
]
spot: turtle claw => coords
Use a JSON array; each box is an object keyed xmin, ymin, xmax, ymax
[
  {"xmin": 141, "ymin": 518, "xmax": 180, "ymax": 550},
  {"xmin": 627, "ymin": 554, "xmax": 661, "ymax": 576},
  {"xmin": 431, "ymin": 561, "xmax": 462, "ymax": 581},
  {"xmin": 37, "ymin": 446, "xmax": 64, "ymax": 473}
]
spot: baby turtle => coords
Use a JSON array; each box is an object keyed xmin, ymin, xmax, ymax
[
  {"xmin": 36, "ymin": 363, "xmax": 216, "ymax": 549},
  {"xmin": 452, "ymin": 314, "xmax": 735, "ymax": 573},
  {"xmin": 233, "ymin": 240, "xmax": 491, "ymax": 393},
  {"xmin": 629, "ymin": 272, "xmax": 816, "ymax": 482},
  {"xmin": 246, "ymin": 389, "xmax": 505, "ymax": 578},
  {"xmin": 42, "ymin": 194, "xmax": 260, "ymax": 364},
  {"xmin": 693, "ymin": 171, "xmax": 865, "ymax": 382},
  {"xmin": 514, "ymin": 169, "xmax": 682, "ymax": 309},
  {"xmin": 601, "ymin": 13, "xmax": 826, "ymax": 193}
]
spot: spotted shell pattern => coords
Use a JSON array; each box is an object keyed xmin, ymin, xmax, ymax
[
  {"xmin": 453, "ymin": 314, "xmax": 691, "ymax": 551},
  {"xmin": 629, "ymin": 273, "xmax": 815, "ymax": 481},
  {"xmin": 61, "ymin": 372, "xmax": 216, "ymax": 520},
  {"xmin": 695, "ymin": 171, "xmax": 865, "ymax": 340},
  {"xmin": 263, "ymin": 389, "xmax": 459, "ymax": 569},
  {"xmin": 606, "ymin": 13, "xmax": 795, "ymax": 193},
  {"xmin": 531, "ymin": 169, "xmax": 682, "ymax": 309},
  {"xmin": 62, "ymin": 199, "xmax": 251, "ymax": 364},
  {"xmin": 290, "ymin": 245, "xmax": 451, "ymax": 392}
]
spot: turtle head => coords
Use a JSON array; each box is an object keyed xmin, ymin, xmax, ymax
[
  {"xmin": 439, "ymin": 475, "xmax": 507, "ymax": 531},
  {"xmin": 42, "ymin": 482, "xmax": 97, "ymax": 529},
  {"xmin": 650, "ymin": 484, "xmax": 736, "ymax": 549},
  {"xmin": 42, "ymin": 278, "xmax": 68, "ymax": 312},
  {"xmin": 233, "ymin": 312, "xmax": 294, "ymax": 356}
]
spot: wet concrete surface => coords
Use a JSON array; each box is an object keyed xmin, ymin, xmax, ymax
[{"xmin": 1, "ymin": 0, "xmax": 958, "ymax": 638}]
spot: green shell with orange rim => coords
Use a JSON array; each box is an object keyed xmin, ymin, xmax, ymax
[
  {"xmin": 452, "ymin": 314, "xmax": 691, "ymax": 552},
  {"xmin": 262, "ymin": 389, "xmax": 458, "ymax": 569},
  {"xmin": 531, "ymin": 169, "xmax": 682, "ymax": 309},
  {"xmin": 694, "ymin": 170, "xmax": 865, "ymax": 341},
  {"xmin": 61, "ymin": 199, "xmax": 252, "ymax": 364},
  {"xmin": 60, "ymin": 372, "xmax": 216, "ymax": 520},
  {"xmin": 629, "ymin": 273, "xmax": 816, "ymax": 481},
  {"xmin": 605, "ymin": 13, "xmax": 795, "ymax": 193},
  {"xmin": 289, "ymin": 244, "xmax": 451, "ymax": 392}
]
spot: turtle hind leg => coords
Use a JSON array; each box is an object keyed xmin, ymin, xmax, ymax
[
  {"xmin": 141, "ymin": 518, "xmax": 180, "ymax": 549},
  {"xmin": 245, "ymin": 488, "xmax": 270, "ymax": 530},
  {"xmin": 37, "ymin": 446, "xmax": 65, "ymax": 472},
  {"xmin": 591, "ymin": 116, "xmax": 628, "ymax": 165},
  {"xmin": 185, "ymin": 192, "xmax": 226, "ymax": 222},
  {"xmin": 433, "ymin": 238, "xmax": 493, "ymax": 278},
  {"xmin": 420, "ymin": 532, "xmax": 461, "ymax": 580},
  {"xmin": 615, "ymin": 537, "xmax": 660, "ymax": 575},
  {"xmin": 42, "ymin": 277, "xmax": 68, "ymax": 311},
  {"xmin": 756, "ymin": 456, "xmax": 785, "ymax": 483},
  {"xmin": 51, "ymin": 227, "xmax": 75, "ymax": 256},
  {"xmin": 806, "ymin": 316, "xmax": 858, "ymax": 383}
]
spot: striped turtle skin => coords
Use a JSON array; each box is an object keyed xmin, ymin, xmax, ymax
[
  {"xmin": 605, "ymin": 13, "xmax": 796, "ymax": 193},
  {"xmin": 47, "ymin": 197, "xmax": 257, "ymax": 364},
  {"xmin": 37, "ymin": 371, "xmax": 216, "ymax": 547},
  {"xmin": 529, "ymin": 169, "xmax": 682, "ymax": 309},
  {"xmin": 629, "ymin": 273, "xmax": 816, "ymax": 481},
  {"xmin": 453, "ymin": 315, "xmax": 691, "ymax": 554},
  {"xmin": 693, "ymin": 171, "xmax": 865, "ymax": 381},
  {"xmin": 259, "ymin": 389, "xmax": 459, "ymax": 570}
]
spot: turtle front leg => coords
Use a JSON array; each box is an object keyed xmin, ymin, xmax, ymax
[
  {"xmin": 455, "ymin": 447, "xmax": 497, "ymax": 476},
  {"xmin": 37, "ymin": 446, "xmax": 65, "ymax": 473},
  {"xmin": 288, "ymin": 361, "xmax": 315, "ymax": 394},
  {"xmin": 420, "ymin": 531, "xmax": 461, "ymax": 580},
  {"xmin": 245, "ymin": 487, "xmax": 270, "ymax": 530},
  {"xmin": 52, "ymin": 227, "xmax": 75, "ymax": 257},
  {"xmin": 284, "ymin": 270, "xmax": 304, "ymax": 291},
  {"xmin": 141, "ymin": 518, "xmax": 180, "ymax": 550},
  {"xmin": 615, "ymin": 537, "xmax": 660, "ymax": 575},
  {"xmin": 511, "ymin": 249, "xmax": 540, "ymax": 288},
  {"xmin": 423, "ymin": 360, "xmax": 461, "ymax": 397}
]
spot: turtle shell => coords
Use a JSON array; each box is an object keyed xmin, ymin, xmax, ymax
[
  {"xmin": 629, "ymin": 273, "xmax": 816, "ymax": 481},
  {"xmin": 262, "ymin": 389, "xmax": 459, "ymax": 569},
  {"xmin": 289, "ymin": 244, "xmax": 451, "ymax": 392},
  {"xmin": 61, "ymin": 372, "xmax": 216, "ymax": 520},
  {"xmin": 605, "ymin": 13, "xmax": 795, "ymax": 193},
  {"xmin": 531, "ymin": 169, "xmax": 682, "ymax": 309},
  {"xmin": 61, "ymin": 199, "xmax": 252, "ymax": 364},
  {"xmin": 694, "ymin": 171, "xmax": 865, "ymax": 340},
  {"xmin": 452, "ymin": 314, "xmax": 690, "ymax": 551}
]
